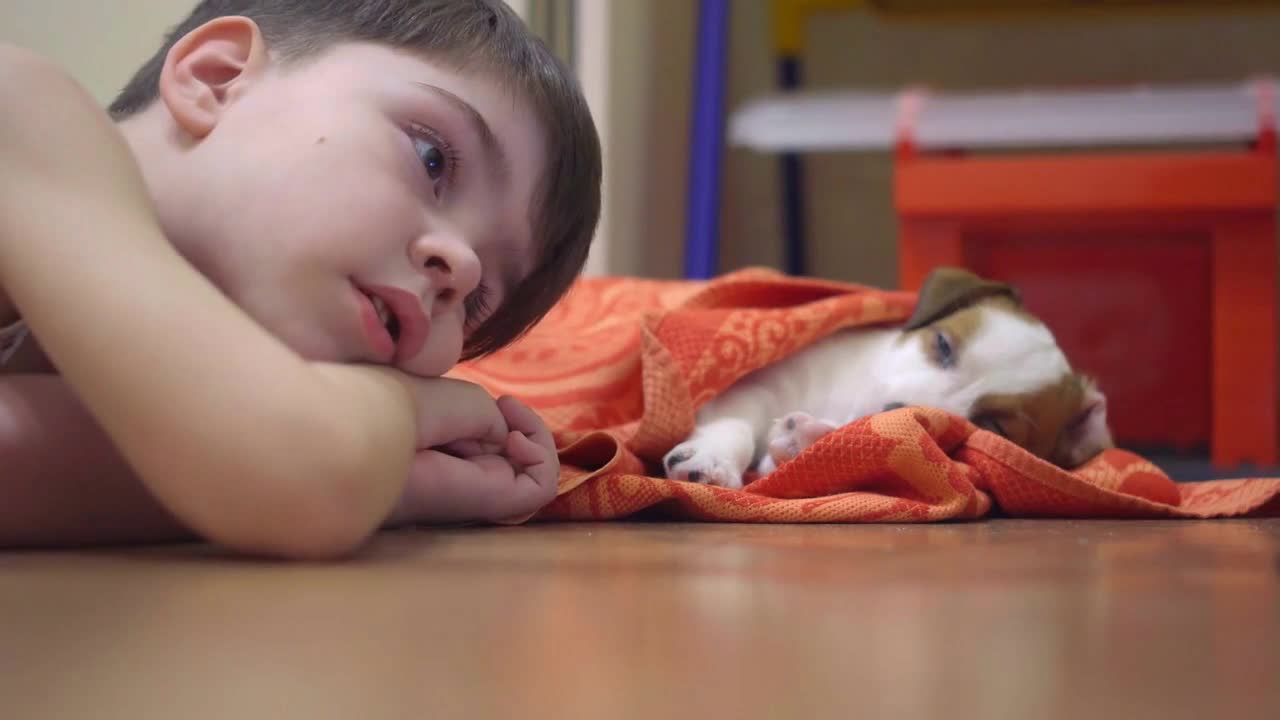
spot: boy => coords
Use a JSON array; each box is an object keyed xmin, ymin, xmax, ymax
[{"xmin": 0, "ymin": 0, "xmax": 601, "ymax": 558}]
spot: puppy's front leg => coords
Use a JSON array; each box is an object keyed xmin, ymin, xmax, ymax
[
  {"xmin": 663, "ymin": 418, "xmax": 756, "ymax": 489},
  {"xmin": 757, "ymin": 411, "xmax": 840, "ymax": 474}
]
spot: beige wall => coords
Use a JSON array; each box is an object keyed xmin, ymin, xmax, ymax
[
  {"xmin": 0, "ymin": 1, "xmax": 187, "ymax": 105},
  {"xmin": 575, "ymin": 0, "xmax": 696, "ymax": 278}
]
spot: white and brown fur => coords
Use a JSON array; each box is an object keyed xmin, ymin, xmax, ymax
[{"xmin": 663, "ymin": 268, "xmax": 1114, "ymax": 488}]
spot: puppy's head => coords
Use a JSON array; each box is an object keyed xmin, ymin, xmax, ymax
[{"xmin": 879, "ymin": 267, "xmax": 1113, "ymax": 468}]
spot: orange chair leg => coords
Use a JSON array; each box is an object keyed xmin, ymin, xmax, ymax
[{"xmin": 1211, "ymin": 217, "xmax": 1279, "ymax": 467}]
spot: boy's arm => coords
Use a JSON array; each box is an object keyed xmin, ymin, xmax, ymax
[
  {"xmin": 0, "ymin": 375, "xmax": 534, "ymax": 548},
  {"xmin": 0, "ymin": 375, "xmax": 192, "ymax": 547},
  {"xmin": 0, "ymin": 46, "xmax": 415, "ymax": 558}
]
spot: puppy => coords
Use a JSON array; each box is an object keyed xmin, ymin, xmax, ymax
[{"xmin": 663, "ymin": 267, "xmax": 1114, "ymax": 488}]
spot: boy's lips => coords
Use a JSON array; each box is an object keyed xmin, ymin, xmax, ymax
[
  {"xmin": 352, "ymin": 282, "xmax": 430, "ymax": 364},
  {"xmin": 354, "ymin": 285, "xmax": 394, "ymax": 362}
]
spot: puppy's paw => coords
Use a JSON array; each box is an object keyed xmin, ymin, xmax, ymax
[
  {"xmin": 764, "ymin": 412, "xmax": 838, "ymax": 471},
  {"xmin": 663, "ymin": 441, "xmax": 745, "ymax": 489}
]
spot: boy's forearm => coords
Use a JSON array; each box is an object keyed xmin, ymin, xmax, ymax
[
  {"xmin": 0, "ymin": 56, "xmax": 413, "ymax": 557},
  {"xmin": 0, "ymin": 376, "xmax": 193, "ymax": 547},
  {"xmin": 0, "ymin": 373, "xmax": 415, "ymax": 551},
  {"xmin": 2, "ymin": 219, "xmax": 415, "ymax": 555}
]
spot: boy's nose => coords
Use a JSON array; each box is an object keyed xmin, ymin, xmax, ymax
[{"xmin": 409, "ymin": 234, "xmax": 481, "ymax": 311}]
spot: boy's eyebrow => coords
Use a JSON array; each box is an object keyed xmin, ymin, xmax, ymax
[{"xmin": 411, "ymin": 82, "xmax": 510, "ymax": 185}]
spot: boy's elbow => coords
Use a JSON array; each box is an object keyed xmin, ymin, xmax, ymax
[
  {"xmin": 182, "ymin": 432, "xmax": 410, "ymax": 561},
  {"xmin": 131, "ymin": 384, "xmax": 413, "ymax": 560},
  {"xmin": 207, "ymin": 509, "xmax": 372, "ymax": 561},
  {"xmin": 197, "ymin": 475, "xmax": 378, "ymax": 561}
]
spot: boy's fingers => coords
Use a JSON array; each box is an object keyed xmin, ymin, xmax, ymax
[
  {"xmin": 495, "ymin": 394, "xmax": 538, "ymax": 431},
  {"xmin": 439, "ymin": 438, "xmax": 505, "ymax": 458},
  {"xmin": 496, "ymin": 396, "xmax": 558, "ymax": 499},
  {"xmin": 506, "ymin": 431, "xmax": 560, "ymax": 496},
  {"xmin": 396, "ymin": 393, "xmax": 559, "ymax": 525},
  {"xmin": 408, "ymin": 377, "xmax": 508, "ymax": 448},
  {"xmin": 496, "ymin": 395, "xmax": 555, "ymax": 451},
  {"xmin": 403, "ymin": 446, "xmax": 558, "ymax": 525},
  {"xmin": 405, "ymin": 450, "xmax": 514, "ymax": 521},
  {"xmin": 504, "ymin": 430, "xmax": 542, "ymax": 467}
]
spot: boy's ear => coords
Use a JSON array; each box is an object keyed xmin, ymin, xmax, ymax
[{"xmin": 158, "ymin": 16, "xmax": 269, "ymax": 138}]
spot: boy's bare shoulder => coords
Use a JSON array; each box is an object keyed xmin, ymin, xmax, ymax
[
  {"xmin": 0, "ymin": 43, "xmax": 74, "ymax": 93},
  {"xmin": 0, "ymin": 42, "xmax": 135, "ymax": 206},
  {"xmin": 0, "ymin": 44, "xmax": 102, "ymax": 141}
]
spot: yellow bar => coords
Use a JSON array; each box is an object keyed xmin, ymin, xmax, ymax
[
  {"xmin": 772, "ymin": 0, "xmax": 1280, "ymax": 53},
  {"xmin": 871, "ymin": 0, "xmax": 1280, "ymax": 9},
  {"xmin": 772, "ymin": 0, "xmax": 868, "ymax": 55},
  {"xmin": 869, "ymin": 0, "xmax": 1280, "ymax": 22}
]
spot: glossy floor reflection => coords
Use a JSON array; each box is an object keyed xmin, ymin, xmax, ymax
[{"xmin": 2, "ymin": 519, "xmax": 1277, "ymax": 719}]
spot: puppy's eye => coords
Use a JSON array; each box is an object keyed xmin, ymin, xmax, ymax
[
  {"xmin": 973, "ymin": 415, "xmax": 1008, "ymax": 438},
  {"xmin": 934, "ymin": 330, "xmax": 955, "ymax": 368}
]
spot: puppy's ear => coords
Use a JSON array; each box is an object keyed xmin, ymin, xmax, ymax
[
  {"xmin": 1053, "ymin": 376, "xmax": 1114, "ymax": 468},
  {"xmin": 904, "ymin": 267, "xmax": 1022, "ymax": 330}
]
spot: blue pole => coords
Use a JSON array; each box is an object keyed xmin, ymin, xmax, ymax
[{"xmin": 684, "ymin": 0, "xmax": 729, "ymax": 280}]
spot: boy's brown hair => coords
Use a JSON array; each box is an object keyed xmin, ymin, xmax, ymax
[{"xmin": 109, "ymin": 0, "xmax": 600, "ymax": 359}]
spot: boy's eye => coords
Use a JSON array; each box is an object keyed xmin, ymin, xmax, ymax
[
  {"xmin": 414, "ymin": 137, "xmax": 447, "ymax": 181},
  {"xmin": 407, "ymin": 123, "xmax": 460, "ymax": 194}
]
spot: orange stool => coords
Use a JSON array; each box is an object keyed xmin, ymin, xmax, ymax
[{"xmin": 894, "ymin": 108, "xmax": 1278, "ymax": 467}]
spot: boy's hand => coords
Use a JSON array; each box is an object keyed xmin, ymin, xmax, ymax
[
  {"xmin": 388, "ymin": 382, "xmax": 560, "ymax": 525},
  {"xmin": 495, "ymin": 394, "xmax": 561, "ymax": 505},
  {"xmin": 406, "ymin": 376, "xmax": 510, "ymax": 452}
]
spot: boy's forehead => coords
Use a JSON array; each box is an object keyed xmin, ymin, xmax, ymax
[
  {"xmin": 304, "ymin": 42, "xmax": 546, "ymax": 270},
  {"xmin": 301, "ymin": 43, "xmax": 520, "ymax": 108}
]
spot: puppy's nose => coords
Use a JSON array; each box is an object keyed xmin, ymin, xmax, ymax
[{"xmin": 883, "ymin": 402, "xmax": 907, "ymax": 412}]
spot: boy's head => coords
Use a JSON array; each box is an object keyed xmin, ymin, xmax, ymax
[{"xmin": 111, "ymin": 0, "xmax": 600, "ymax": 376}]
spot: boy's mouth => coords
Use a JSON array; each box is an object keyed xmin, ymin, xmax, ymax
[
  {"xmin": 354, "ymin": 282, "xmax": 431, "ymax": 365},
  {"xmin": 369, "ymin": 294, "xmax": 401, "ymax": 342}
]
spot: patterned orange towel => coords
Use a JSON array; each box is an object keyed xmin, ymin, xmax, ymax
[{"xmin": 450, "ymin": 268, "xmax": 1280, "ymax": 522}]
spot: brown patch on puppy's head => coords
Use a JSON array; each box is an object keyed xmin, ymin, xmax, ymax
[
  {"xmin": 970, "ymin": 374, "xmax": 1114, "ymax": 469},
  {"xmin": 904, "ymin": 267, "xmax": 1024, "ymax": 332}
]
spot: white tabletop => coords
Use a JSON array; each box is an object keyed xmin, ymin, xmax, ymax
[{"xmin": 729, "ymin": 80, "xmax": 1274, "ymax": 153}]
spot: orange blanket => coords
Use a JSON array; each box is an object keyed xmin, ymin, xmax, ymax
[{"xmin": 451, "ymin": 268, "xmax": 1280, "ymax": 522}]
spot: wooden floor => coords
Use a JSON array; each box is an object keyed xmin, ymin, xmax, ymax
[{"xmin": 2, "ymin": 519, "xmax": 1277, "ymax": 719}]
